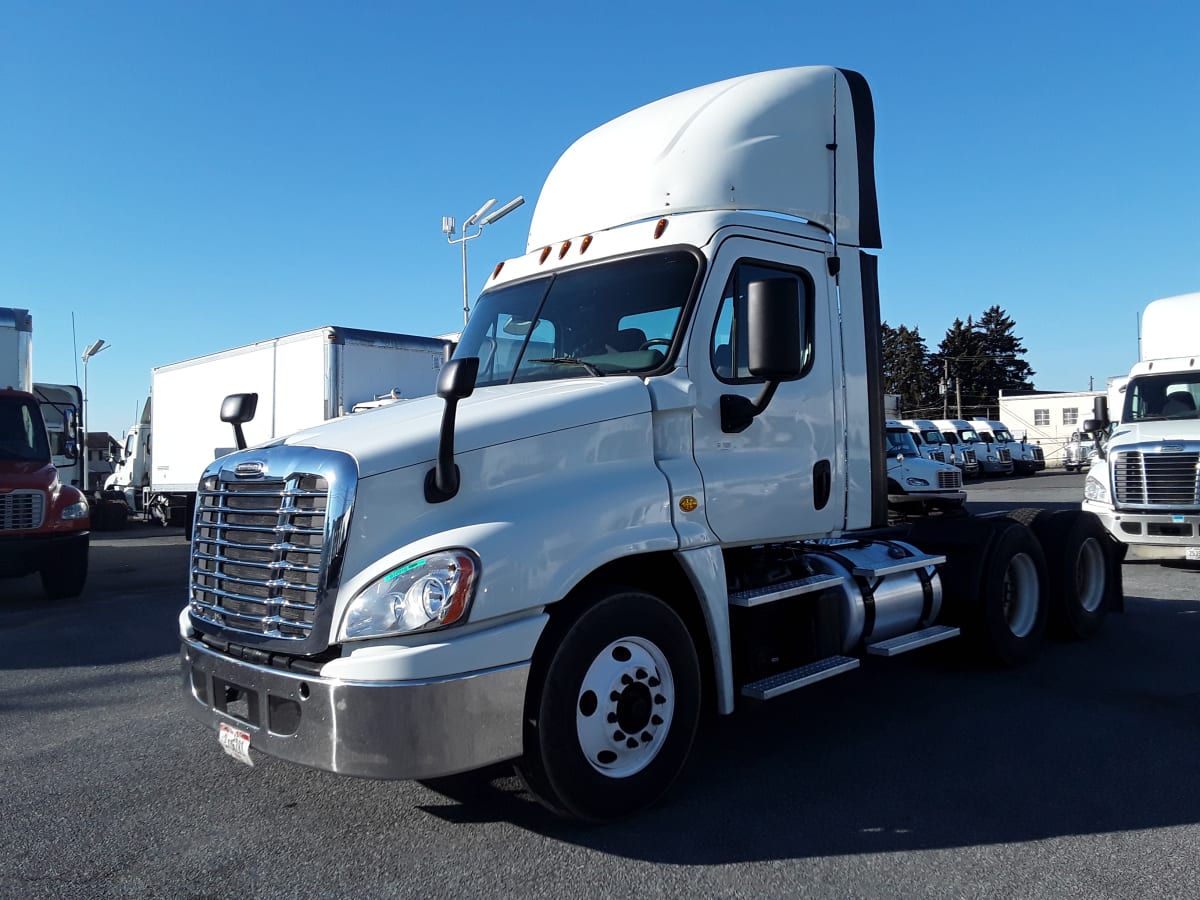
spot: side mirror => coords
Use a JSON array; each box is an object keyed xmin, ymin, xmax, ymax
[
  {"xmin": 63, "ymin": 439, "xmax": 78, "ymax": 461},
  {"xmin": 722, "ymin": 278, "xmax": 802, "ymax": 433},
  {"xmin": 220, "ymin": 392, "xmax": 259, "ymax": 451},
  {"xmin": 425, "ymin": 357, "xmax": 480, "ymax": 503}
]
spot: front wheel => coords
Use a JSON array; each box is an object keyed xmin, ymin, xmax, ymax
[
  {"xmin": 41, "ymin": 538, "xmax": 88, "ymax": 600},
  {"xmin": 517, "ymin": 588, "xmax": 701, "ymax": 822}
]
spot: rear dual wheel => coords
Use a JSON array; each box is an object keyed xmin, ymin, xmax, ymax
[{"xmin": 517, "ymin": 589, "xmax": 701, "ymax": 823}]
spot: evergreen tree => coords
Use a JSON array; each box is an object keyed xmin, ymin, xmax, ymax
[
  {"xmin": 933, "ymin": 308, "xmax": 1036, "ymax": 416},
  {"xmin": 881, "ymin": 322, "xmax": 939, "ymax": 415}
]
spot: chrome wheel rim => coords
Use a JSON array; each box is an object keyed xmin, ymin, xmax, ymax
[
  {"xmin": 1002, "ymin": 551, "xmax": 1039, "ymax": 637},
  {"xmin": 576, "ymin": 637, "xmax": 674, "ymax": 778}
]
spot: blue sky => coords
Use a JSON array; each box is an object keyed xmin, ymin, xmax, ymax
[{"xmin": 2, "ymin": 1, "xmax": 1197, "ymax": 437}]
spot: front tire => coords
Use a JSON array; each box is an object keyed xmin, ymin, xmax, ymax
[
  {"xmin": 517, "ymin": 588, "xmax": 701, "ymax": 823},
  {"xmin": 41, "ymin": 538, "xmax": 88, "ymax": 600}
]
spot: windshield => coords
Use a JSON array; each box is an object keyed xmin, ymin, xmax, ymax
[
  {"xmin": 885, "ymin": 428, "xmax": 920, "ymax": 458},
  {"xmin": 0, "ymin": 395, "xmax": 51, "ymax": 463},
  {"xmin": 994, "ymin": 429, "xmax": 1014, "ymax": 442},
  {"xmin": 920, "ymin": 430, "xmax": 943, "ymax": 445},
  {"xmin": 1124, "ymin": 374, "xmax": 1200, "ymax": 422},
  {"xmin": 958, "ymin": 429, "xmax": 981, "ymax": 443},
  {"xmin": 455, "ymin": 250, "xmax": 698, "ymax": 387}
]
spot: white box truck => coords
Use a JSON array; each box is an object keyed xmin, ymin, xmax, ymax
[
  {"xmin": 1083, "ymin": 293, "xmax": 1200, "ymax": 561},
  {"xmin": 178, "ymin": 67, "xmax": 1124, "ymax": 822},
  {"xmin": 147, "ymin": 326, "xmax": 448, "ymax": 530}
]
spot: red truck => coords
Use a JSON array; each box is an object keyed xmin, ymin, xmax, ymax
[{"xmin": 0, "ymin": 387, "xmax": 90, "ymax": 598}]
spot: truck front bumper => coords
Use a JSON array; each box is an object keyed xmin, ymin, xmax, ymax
[
  {"xmin": 0, "ymin": 530, "xmax": 88, "ymax": 578},
  {"xmin": 1083, "ymin": 501, "xmax": 1200, "ymax": 560},
  {"xmin": 181, "ymin": 636, "xmax": 530, "ymax": 779}
]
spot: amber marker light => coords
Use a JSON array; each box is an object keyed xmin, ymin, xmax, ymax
[
  {"xmin": 491, "ymin": 261, "xmax": 505, "ymax": 280},
  {"xmin": 678, "ymin": 496, "xmax": 698, "ymax": 513},
  {"xmin": 654, "ymin": 218, "xmax": 669, "ymax": 239},
  {"xmin": 580, "ymin": 235, "xmax": 593, "ymax": 254},
  {"xmin": 558, "ymin": 240, "xmax": 572, "ymax": 259},
  {"xmin": 539, "ymin": 246, "xmax": 552, "ymax": 264}
]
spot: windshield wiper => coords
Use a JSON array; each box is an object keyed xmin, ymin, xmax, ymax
[{"xmin": 529, "ymin": 357, "xmax": 604, "ymax": 377}]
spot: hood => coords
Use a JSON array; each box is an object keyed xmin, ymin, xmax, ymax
[
  {"xmin": 279, "ymin": 377, "xmax": 653, "ymax": 478},
  {"xmin": 1109, "ymin": 419, "xmax": 1200, "ymax": 448},
  {"xmin": 0, "ymin": 459, "xmax": 57, "ymax": 488}
]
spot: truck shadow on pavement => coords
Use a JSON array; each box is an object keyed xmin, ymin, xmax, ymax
[{"xmin": 416, "ymin": 591, "xmax": 1200, "ymax": 859}]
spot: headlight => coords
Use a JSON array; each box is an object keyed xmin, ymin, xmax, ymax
[
  {"xmin": 339, "ymin": 550, "xmax": 479, "ymax": 641},
  {"xmin": 1084, "ymin": 475, "xmax": 1108, "ymax": 503},
  {"xmin": 61, "ymin": 500, "xmax": 89, "ymax": 521},
  {"xmin": 905, "ymin": 477, "xmax": 930, "ymax": 487}
]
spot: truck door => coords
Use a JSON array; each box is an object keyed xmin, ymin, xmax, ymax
[{"xmin": 689, "ymin": 238, "xmax": 843, "ymax": 544}]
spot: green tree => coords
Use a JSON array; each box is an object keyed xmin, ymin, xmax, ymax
[
  {"xmin": 933, "ymin": 308, "xmax": 1036, "ymax": 416},
  {"xmin": 881, "ymin": 322, "xmax": 939, "ymax": 415}
]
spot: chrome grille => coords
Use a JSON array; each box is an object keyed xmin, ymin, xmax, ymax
[
  {"xmin": 937, "ymin": 469, "xmax": 962, "ymax": 490},
  {"xmin": 998, "ymin": 448, "xmax": 1012, "ymax": 464},
  {"xmin": 929, "ymin": 450, "xmax": 946, "ymax": 463},
  {"xmin": 1030, "ymin": 446, "xmax": 1045, "ymax": 462},
  {"xmin": 962, "ymin": 449, "xmax": 977, "ymax": 465},
  {"xmin": 1114, "ymin": 450, "xmax": 1200, "ymax": 507},
  {"xmin": 0, "ymin": 490, "xmax": 45, "ymax": 531},
  {"xmin": 190, "ymin": 474, "xmax": 327, "ymax": 640}
]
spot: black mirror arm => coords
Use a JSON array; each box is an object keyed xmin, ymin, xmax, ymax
[{"xmin": 720, "ymin": 381, "xmax": 781, "ymax": 434}]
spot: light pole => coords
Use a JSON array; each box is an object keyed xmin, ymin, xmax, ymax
[
  {"xmin": 81, "ymin": 339, "xmax": 110, "ymax": 492},
  {"xmin": 443, "ymin": 195, "xmax": 525, "ymax": 327}
]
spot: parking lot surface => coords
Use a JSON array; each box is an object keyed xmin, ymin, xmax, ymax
[{"xmin": 2, "ymin": 472, "xmax": 1198, "ymax": 899}]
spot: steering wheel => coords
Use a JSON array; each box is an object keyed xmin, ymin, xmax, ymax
[{"xmin": 639, "ymin": 338, "xmax": 672, "ymax": 351}]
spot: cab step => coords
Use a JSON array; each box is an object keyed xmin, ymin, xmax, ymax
[
  {"xmin": 852, "ymin": 552, "xmax": 945, "ymax": 579},
  {"xmin": 740, "ymin": 655, "xmax": 859, "ymax": 700},
  {"xmin": 728, "ymin": 573, "xmax": 845, "ymax": 608},
  {"xmin": 865, "ymin": 624, "xmax": 960, "ymax": 657}
]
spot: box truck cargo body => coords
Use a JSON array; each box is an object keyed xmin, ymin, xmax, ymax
[{"xmin": 147, "ymin": 326, "xmax": 447, "ymax": 526}]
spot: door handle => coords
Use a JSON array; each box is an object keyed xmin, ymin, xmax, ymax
[{"xmin": 813, "ymin": 459, "xmax": 831, "ymax": 510}]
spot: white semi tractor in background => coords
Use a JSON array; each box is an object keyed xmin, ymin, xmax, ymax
[
  {"xmin": 969, "ymin": 417, "xmax": 1045, "ymax": 475},
  {"xmin": 1083, "ymin": 292, "xmax": 1200, "ymax": 561},
  {"xmin": 884, "ymin": 420, "xmax": 966, "ymax": 516},
  {"xmin": 105, "ymin": 326, "xmax": 448, "ymax": 531},
  {"xmin": 178, "ymin": 67, "xmax": 1124, "ymax": 822},
  {"xmin": 935, "ymin": 418, "xmax": 1014, "ymax": 477},
  {"xmin": 902, "ymin": 418, "xmax": 981, "ymax": 479}
]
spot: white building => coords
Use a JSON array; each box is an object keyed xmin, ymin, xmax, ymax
[{"xmin": 998, "ymin": 389, "xmax": 1106, "ymax": 468}]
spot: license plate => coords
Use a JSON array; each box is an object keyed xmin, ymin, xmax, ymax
[
  {"xmin": 1186, "ymin": 547, "xmax": 1200, "ymax": 562},
  {"xmin": 218, "ymin": 722, "xmax": 254, "ymax": 766}
]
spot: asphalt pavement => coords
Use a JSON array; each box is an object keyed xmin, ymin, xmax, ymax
[{"xmin": 2, "ymin": 473, "xmax": 1198, "ymax": 899}]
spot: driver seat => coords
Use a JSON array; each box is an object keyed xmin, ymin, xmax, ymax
[
  {"xmin": 1161, "ymin": 391, "xmax": 1196, "ymax": 416},
  {"xmin": 605, "ymin": 328, "xmax": 647, "ymax": 353}
]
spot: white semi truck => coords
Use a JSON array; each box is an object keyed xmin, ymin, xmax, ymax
[
  {"xmin": 901, "ymin": 417, "xmax": 981, "ymax": 479},
  {"xmin": 884, "ymin": 420, "xmax": 966, "ymax": 516},
  {"xmin": 1083, "ymin": 292, "xmax": 1200, "ymax": 561},
  {"xmin": 935, "ymin": 418, "xmax": 1014, "ymax": 477},
  {"xmin": 121, "ymin": 326, "xmax": 448, "ymax": 531},
  {"xmin": 969, "ymin": 417, "xmax": 1045, "ymax": 475},
  {"xmin": 179, "ymin": 67, "xmax": 1124, "ymax": 822}
]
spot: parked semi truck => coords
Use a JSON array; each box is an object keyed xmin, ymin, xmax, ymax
[
  {"xmin": 935, "ymin": 418, "xmax": 1014, "ymax": 477},
  {"xmin": 120, "ymin": 327, "xmax": 448, "ymax": 530},
  {"xmin": 1, "ymin": 307, "xmax": 90, "ymax": 598},
  {"xmin": 884, "ymin": 420, "xmax": 965, "ymax": 517},
  {"xmin": 901, "ymin": 417, "xmax": 981, "ymax": 478},
  {"xmin": 179, "ymin": 67, "xmax": 1123, "ymax": 822},
  {"xmin": 969, "ymin": 417, "xmax": 1045, "ymax": 475},
  {"xmin": 1083, "ymin": 292, "xmax": 1200, "ymax": 561}
]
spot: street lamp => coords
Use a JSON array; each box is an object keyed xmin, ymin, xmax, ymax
[
  {"xmin": 443, "ymin": 195, "xmax": 525, "ymax": 326},
  {"xmin": 81, "ymin": 339, "xmax": 110, "ymax": 492}
]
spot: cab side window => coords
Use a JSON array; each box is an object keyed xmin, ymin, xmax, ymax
[{"xmin": 711, "ymin": 261, "xmax": 812, "ymax": 382}]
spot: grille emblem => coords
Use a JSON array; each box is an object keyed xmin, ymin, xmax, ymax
[
  {"xmin": 235, "ymin": 461, "xmax": 266, "ymax": 478},
  {"xmin": 1159, "ymin": 444, "xmax": 1184, "ymax": 454}
]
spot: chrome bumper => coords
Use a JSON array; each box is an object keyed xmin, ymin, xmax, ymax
[
  {"xmin": 181, "ymin": 637, "xmax": 529, "ymax": 779},
  {"xmin": 1084, "ymin": 502, "xmax": 1200, "ymax": 560}
]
